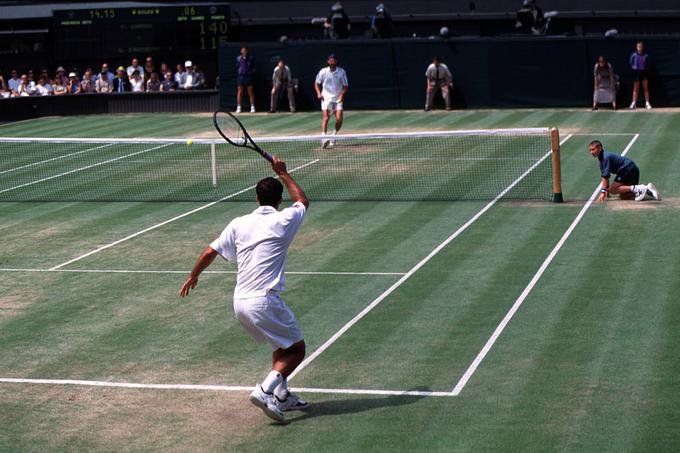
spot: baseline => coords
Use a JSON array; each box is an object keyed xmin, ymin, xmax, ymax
[
  {"xmin": 451, "ymin": 133, "xmax": 640, "ymax": 395},
  {"xmin": 0, "ymin": 378, "xmax": 452, "ymax": 397},
  {"xmin": 0, "ymin": 268, "xmax": 404, "ymax": 276},
  {"xmin": 288, "ymin": 134, "xmax": 574, "ymax": 381},
  {"xmin": 48, "ymin": 159, "xmax": 320, "ymax": 270}
]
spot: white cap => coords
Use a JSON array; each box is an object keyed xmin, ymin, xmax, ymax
[
  {"xmin": 184, "ymin": 60, "xmax": 192, "ymax": 67},
  {"xmin": 68, "ymin": 72, "xmax": 77, "ymax": 77}
]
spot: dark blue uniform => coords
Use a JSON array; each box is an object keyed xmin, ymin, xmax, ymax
[{"xmin": 599, "ymin": 150, "xmax": 640, "ymax": 185}]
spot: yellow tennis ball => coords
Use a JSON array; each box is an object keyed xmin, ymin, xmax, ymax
[{"xmin": 186, "ymin": 139, "xmax": 193, "ymax": 145}]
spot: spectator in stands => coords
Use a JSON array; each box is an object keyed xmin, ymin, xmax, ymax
[
  {"xmin": 161, "ymin": 71, "xmax": 178, "ymax": 92},
  {"xmin": 112, "ymin": 66, "xmax": 130, "ymax": 93},
  {"xmin": 130, "ymin": 70, "xmax": 144, "ymax": 92},
  {"xmin": 236, "ymin": 47, "xmax": 256, "ymax": 113},
  {"xmin": 144, "ymin": 56, "xmax": 155, "ymax": 80},
  {"xmin": 127, "ymin": 58, "xmax": 143, "ymax": 81},
  {"xmin": 159, "ymin": 63, "xmax": 170, "ymax": 78},
  {"xmin": 54, "ymin": 66, "xmax": 69, "ymax": 87},
  {"xmin": 270, "ymin": 59, "xmax": 296, "ymax": 113},
  {"xmin": 52, "ymin": 75, "xmax": 68, "ymax": 96},
  {"xmin": 0, "ymin": 73, "xmax": 8, "ymax": 98},
  {"xmin": 192, "ymin": 64, "xmax": 206, "ymax": 89},
  {"xmin": 174, "ymin": 63, "xmax": 185, "ymax": 86},
  {"xmin": 629, "ymin": 41, "xmax": 652, "ymax": 110},
  {"xmin": 592, "ymin": 56, "xmax": 617, "ymax": 111},
  {"xmin": 425, "ymin": 56, "xmax": 453, "ymax": 111},
  {"xmin": 35, "ymin": 74, "xmax": 53, "ymax": 96},
  {"xmin": 146, "ymin": 72, "xmax": 161, "ymax": 92},
  {"xmin": 325, "ymin": 2, "xmax": 351, "ymax": 39},
  {"xmin": 96, "ymin": 63, "xmax": 114, "ymax": 83},
  {"xmin": 67, "ymin": 72, "xmax": 81, "ymax": 94},
  {"xmin": 16, "ymin": 74, "xmax": 36, "ymax": 96},
  {"xmin": 371, "ymin": 3, "xmax": 393, "ymax": 38},
  {"xmin": 27, "ymin": 69, "xmax": 35, "ymax": 84},
  {"xmin": 7, "ymin": 69, "xmax": 21, "ymax": 95},
  {"xmin": 80, "ymin": 70, "xmax": 95, "ymax": 93},
  {"xmin": 181, "ymin": 60, "xmax": 197, "ymax": 90}
]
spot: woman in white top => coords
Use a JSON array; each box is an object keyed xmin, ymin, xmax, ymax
[{"xmin": 130, "ymin": 70, "xmax": 144, "ymax": 92}]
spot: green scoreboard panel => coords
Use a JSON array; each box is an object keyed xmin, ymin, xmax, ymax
[{"xmin": 53, "ymin": 4, "xmax": 230, "ymax": 59}]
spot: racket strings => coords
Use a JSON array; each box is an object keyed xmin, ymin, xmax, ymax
[{"xmin": 216, "ymin": 112, "xmax": 246, "ymax": 144}]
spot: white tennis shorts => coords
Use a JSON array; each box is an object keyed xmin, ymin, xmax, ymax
[
  {"xmin": 321, "ymin": 99, "xmax": 343, "ymax": 112},
  {"xmin": 233, "ymin": 291, "xmax": 302, "ymax": 350}
]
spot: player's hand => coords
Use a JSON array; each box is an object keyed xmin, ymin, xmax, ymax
[
  {"xmin": 179, "ymin": 275, "xmax": 198, "ymax": 297},
  {"xmin": 597, "ymin": 192, "xmax": 607, "ymax": 203},
  {"xmin": 271, "ymin": 155, "xmax": 288, "ymax": 176},
  {"xmin": 317, "ymin": 93, "xmax": 324, "ymax": 100}
]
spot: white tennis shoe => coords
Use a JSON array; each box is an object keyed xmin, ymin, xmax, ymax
[
  {"xmin": 645, "ymin": 101, "xmax": 653, "ymax": 110},
  {"xmin": 647, "ymin": 182, "xmax": 660, "ymax": 200},
  {"xmin": 634, "ymin": 185, "xmax": 648, "ymax": 201},
  {"xmin": 249, "ymin": 384, "xmax": 285, "ymax": 422},
  {"xmin": 321, "ymin": 139, "xmax": 330, "ymax": 149},
  {"xmin": 250, "ymin": 105, "xmax": 256, "ymax": 113},
  {"xmin": 235, "ymin": 105, "xmax": 242, "ymax": 114},
  {"xmin": 275, "ymin": 392, "xmax": 309, "ymax": 411}
]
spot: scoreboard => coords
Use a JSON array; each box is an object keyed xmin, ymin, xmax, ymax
[{"xmin": 53, "ymin": 4, "xmax": 230, "ymax": 60}]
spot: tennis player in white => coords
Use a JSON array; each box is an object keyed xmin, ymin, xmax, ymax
[
  {"xmin": 179, "ymin": 156, "xmax": 309, "ymax": 423},
  {"xmin": 315, "ymin": 53, "xmax": 348, "ymax": 148}
]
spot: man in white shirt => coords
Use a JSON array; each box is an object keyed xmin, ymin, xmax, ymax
[
  {"xmin": 315, "ymin": 54, "xmax": 348, "ymax": 148},
  {"xmin": 425, "ymin": 56, "xmax": 453, "ymax": 111},
  {"xmin": 7, "ymin": 69, "xmax": 21, "ymax": 95},
  {"xmin": 126, "ymin": 57, "xmax": 144, "ymax": 83},
  {"xmin": 180, "ymin": 156, "xmax": 310, "ymax": 423}
]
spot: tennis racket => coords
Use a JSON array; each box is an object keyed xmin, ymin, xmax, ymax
[{"xmin": 213, "ymin": 110, "xmax": 273, "ymax": 162}]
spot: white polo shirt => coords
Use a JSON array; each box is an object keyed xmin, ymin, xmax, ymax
[
  {"xmin": 210, "ymin": 202, "xmax": 306, "ymax": 298},
  {"xmin": 315, "ymin": 66, "xmax": 348, "ymax": 101}
]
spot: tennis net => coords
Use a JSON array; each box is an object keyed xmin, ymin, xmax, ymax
[{"xmin": 0, "ymin": 128, "xmax": 561, "ymax": 202}]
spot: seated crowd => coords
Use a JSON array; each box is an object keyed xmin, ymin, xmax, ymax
[{"xmin": 0, "ymin": 56, "xmax": 206, "ymax": 98}]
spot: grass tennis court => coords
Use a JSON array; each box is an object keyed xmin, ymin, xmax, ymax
[{"xmin": 1, "ymin": 110, "xmax": 678, "ymax": 451}]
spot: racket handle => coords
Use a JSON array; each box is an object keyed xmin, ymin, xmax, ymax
[
  {"xmin": 257, "ymin": 149, "xmax": 274, "ymax": 164},
  {"xmin": 261, "ymin": 151, "xmax": 273, "ymax": 163}
]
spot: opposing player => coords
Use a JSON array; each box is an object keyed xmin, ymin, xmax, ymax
[
  {"xmin": 179, "ymin": 156, "xmax": 309, "ymax": 423},
  {"xmin": 314, "ymin": 53, "xmax": 348, "ymax": 148},
  {"xmin": 589, "ymin": 140, "xmax": 660, "ymax": 202}
]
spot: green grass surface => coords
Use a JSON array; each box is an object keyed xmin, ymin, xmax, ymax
[{"xmin": 1, "ymin": 110, "xmax": 678, "ymax": 452}]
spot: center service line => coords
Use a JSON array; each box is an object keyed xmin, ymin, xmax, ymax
[
  {"xmin": 288, "ymin": 135, "xmax": 574, "ymax": 381},
  {"xmin": 49, "ymin": 160, "xmax": 319, "ymax": 270},
  {"xmin": 451, "ymin": 133, "xmax": 639, "ymax": 395}
]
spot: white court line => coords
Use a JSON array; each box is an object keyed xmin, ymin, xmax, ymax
[
  {"xmin": 450, "ymin": 133, "xmax": 640, "ymax": 396},
  {"xmin": 0, "ymin": 143, "xmax": 114, "ymax": 175},
  {"xmin": 0, "ymin": 378, "xmax": 452, "ymax": 397},
  {"xmin": 0, "ymin": 143, "xmax": 170, "ymax": 195},
  {"xmin": 0, "ymin": 268, "xmax": 404, "ymax": 276},
  {"xmin": 49, "ymin": 159, "xmax": 320, "ymax": 271},
  {"xmin": 287, "ymin": 135, "xmax": 574, "ymax": 381}
]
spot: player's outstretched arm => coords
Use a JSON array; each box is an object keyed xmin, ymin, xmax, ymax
[
  {"xmin": 271, "ymin": 155, "xmax": 309, "ymax": 209},
  {"xmin": 179, "ymin": 246, "xmax": 218, "ymax": 297}
]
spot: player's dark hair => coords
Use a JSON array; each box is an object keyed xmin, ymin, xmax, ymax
[
  {"xmin": 256, "ymin": 177, "xmax": 284, "ymax": 207},
  {"xmin": 589, "ymin": 140, "xmax": 603, "ymax": 148}
]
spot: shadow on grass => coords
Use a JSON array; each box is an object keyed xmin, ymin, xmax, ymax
[{"xmin": 282, "ymin": 387, "xmax": 432, "ymax": 424}]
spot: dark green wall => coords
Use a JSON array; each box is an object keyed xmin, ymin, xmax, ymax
[{"xmin": 219, "ymin": 37, "xmax": 680, "ymax": 110}]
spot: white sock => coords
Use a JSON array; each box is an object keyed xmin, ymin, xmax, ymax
[
  {"xmin": 274, "ymin": 378, "xmax": 289, "ymax": 400},
  {"xmin": 261, "ymin": 370, "xmax": 282, "ymax": 394},
  {"xmin": 332, "ymin": 129, "xmax": 337, "ymax": 136}
]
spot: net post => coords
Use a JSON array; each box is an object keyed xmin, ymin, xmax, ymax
[
  {"xmin": 210, "ymin": 142, "xmax": 217, "ymax": 189},
  {"xmin": 550, "ymin": 127, "xmax": 563, "ymax": 203}
]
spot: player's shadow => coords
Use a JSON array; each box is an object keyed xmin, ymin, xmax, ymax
[{"xmin": 282, "ymin": 387, "xmax": 432, "ymax": 424}]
